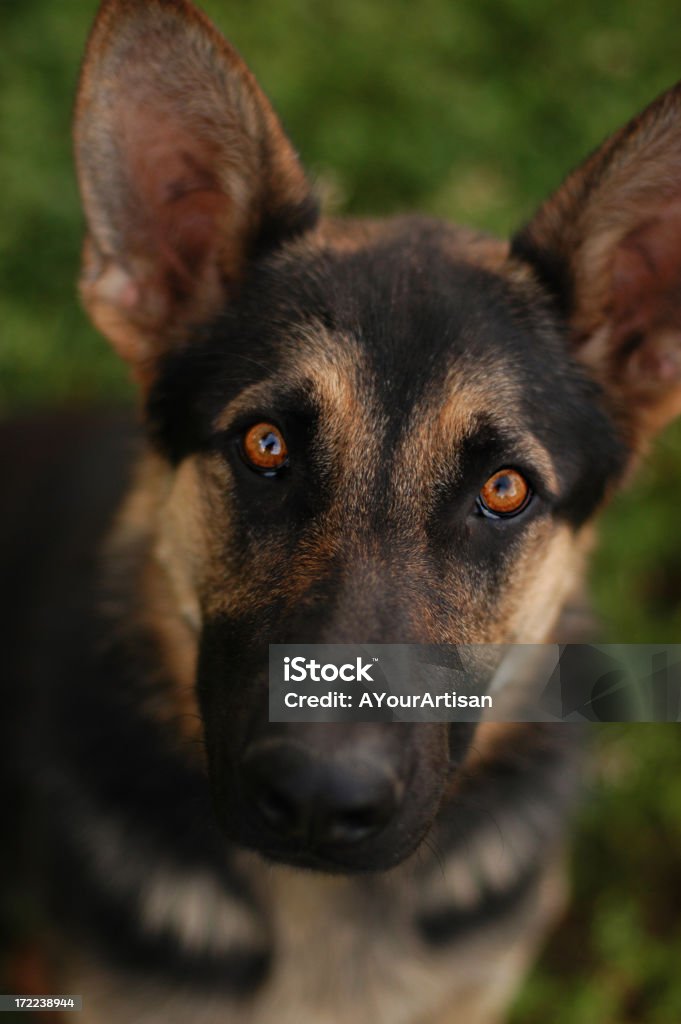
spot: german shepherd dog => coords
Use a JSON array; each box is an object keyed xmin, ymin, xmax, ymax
[{"xmin": 3, "ymin": 0, "xmax": 681, "ymax": 1021}]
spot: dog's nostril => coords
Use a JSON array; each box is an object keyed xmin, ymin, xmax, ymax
[
  {"xmin": 256, "ymin": 782, "xmax": 302, "ymax": 833},
  {"xmin": 244, "ymin": 741, "xmax": 401, "ymax": 851},
  {"xmin": 325, "ymin": 798, "xmax": 394, "ymax": 845}
]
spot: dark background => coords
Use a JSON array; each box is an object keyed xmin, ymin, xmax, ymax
[{"xmin": 2, "ymin": 1, "xmax": 681, "ymax": 1019}]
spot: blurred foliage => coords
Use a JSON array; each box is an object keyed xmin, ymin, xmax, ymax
[
  {"xmin": 513, "ymin": 725, "xmax": 681, "ymax": 1024},
  {"xmin": 2, "ymin": 0, "xmax": 681, "ymax": 1020}
]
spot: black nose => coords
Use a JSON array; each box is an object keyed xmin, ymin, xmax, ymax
[{"xmin": 244, "ymin": 740, "xmax": 401, "ymax": 849}]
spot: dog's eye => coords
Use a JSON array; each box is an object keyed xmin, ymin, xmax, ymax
[
  {"xmin": 477, "ymin": 469, "xmax": 531, "ymax": 518},
  {"xmin": 241, "ymin": 422, "xmax": 289, "ymax": 474}
]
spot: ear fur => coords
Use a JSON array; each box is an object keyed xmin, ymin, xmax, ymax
[
  {"xmin": 512, "ymin": 82, "xmax": 681, "ymax": 442},
  {"xmin": 74, "ymin": 0, "xmax": 317, "ymax": 384}
]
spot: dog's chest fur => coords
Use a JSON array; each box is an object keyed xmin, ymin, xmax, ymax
[{"xmin": 57, "ymin": 859, "xmax": 564, "ymax": 1024}]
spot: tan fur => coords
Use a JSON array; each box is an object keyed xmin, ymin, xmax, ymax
[{"xmin": 52, "ymin": 855, "xmax": 565, "ymax": 1024}]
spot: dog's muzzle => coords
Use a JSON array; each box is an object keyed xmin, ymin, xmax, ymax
[{"xmin": 243, "ymin": 737, "xmax": 403, "ymax": 853}]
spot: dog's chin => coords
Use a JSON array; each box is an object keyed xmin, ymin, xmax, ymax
[
  {"xmin": 215, "ymin": 810, "xmax": 435, "ymax": 874},
  {"xmin": 232, "ymin": 831, "xmax": 429, "ymax": 875}
]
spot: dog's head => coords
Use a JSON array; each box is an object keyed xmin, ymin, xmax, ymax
[{"xmin": 74, "ymin": 0, "xmax": 681, "ymax": 871}]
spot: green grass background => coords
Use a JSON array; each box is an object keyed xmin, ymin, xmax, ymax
[{"xmin": 2, "ymin": 1, "xmax": 681, "ymax": 1019}]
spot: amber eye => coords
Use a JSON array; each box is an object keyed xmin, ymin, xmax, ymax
[
  {"xmin": 241, "ymin": 422, "xmax": 289, "ymax": 474},
  {"xmin": 478, "ymin": 468, "xmax": 531, "ymax": 518}
]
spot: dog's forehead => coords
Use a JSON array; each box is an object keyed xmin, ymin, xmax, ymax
[
  {"xmin": 212, "ymin": 220, "xmax": 585, "ymax": 440},
  {"xmin": 256, "ymin": 221, "xmax": 543, "ymax": 387},
  {"xmin": 152, "ymin": 216, "xmax": 623, "ymax": 514}
]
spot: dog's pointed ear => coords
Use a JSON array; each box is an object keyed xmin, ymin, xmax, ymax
[
  {"xmin": 512, "ymin": 82, "xmax": 681, "ymax": 443},
  {"xmin": 74, "ymin": 0, "xmax": 317, "ymax": 385}
]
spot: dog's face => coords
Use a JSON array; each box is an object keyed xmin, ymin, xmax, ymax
[
  {"xmin": 146, "ymin": 225, "xmax": 626, "ymax": 871},
  {"xmin": 75, "ymin": 0, "xmax": 681, "ymax": 871}
]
